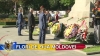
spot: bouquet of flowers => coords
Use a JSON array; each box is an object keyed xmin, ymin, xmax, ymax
[
  {"xmin": 48, "ymin": 22, "xmax": 53, "ymax": 27},
  {"xmin": 32, "ymin": 28, "xmax": 40, "ymax": 36},
  {"xmin": 75, "ymin": 29, "xmax": 88, "ymax": 43},
  {"xmin": 64, "ymin": 24, "xmax": 79, "ymax": 39},
  {"xmin": 51, "ymin": 23, "xmax": 60, "ymax": 34}
]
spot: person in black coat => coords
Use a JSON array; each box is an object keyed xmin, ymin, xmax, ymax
[
  {"xmin": 17, "ymin": 8, "xmax": 23, "ymax": 36},
  {"xmin": 28, "ymin": 8, "xmax": 35, "ymax": 40}
]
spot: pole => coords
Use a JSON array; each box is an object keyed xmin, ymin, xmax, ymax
[{"xmin": 15, "ymin": 1, "xmax": 17, "ymax": 15}]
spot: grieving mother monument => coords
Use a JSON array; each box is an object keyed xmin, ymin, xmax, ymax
[
  {"xmin": 69, "ymin": 0, "xmax": 96, "ymax": 18},
  {"xmin": 59, "ymin": 0, "xmax": 96, "ymax": 28},
  {"xmin": 59, "ymin": 0, "xmax": 100, "ymax": 44}
]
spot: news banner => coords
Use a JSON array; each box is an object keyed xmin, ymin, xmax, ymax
[{"xmin": 0, "ymin": 42, "xmax": 85, "ymax": 51}]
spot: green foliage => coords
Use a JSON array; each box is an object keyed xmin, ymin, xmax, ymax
[
  {"xmin": 48, "ymin": 0, "xmax": 59, "ymax": 9},
  {"xmin": 0, "ymin": 0, "xmax": 14, "ymax": 13},
  {"xmin": 17, "ymin": 0, "xmax": 24, "ymax": 5},
  {"xmin": 0, "ymin": 22, "xmax": 16, "ymax": 25},
  {"xmin": 0, "ymin": 22, "xmax": 6, "ymax": 25},
  {"xmin": 0, "ymin": 0, "xmax": 75, "ymax": 14},
  {"xmin": 60, "ymin": 42, "xmax": 72, "ymax": 44},
  {"xmin": 8, "ymin": 14, "xmax": 16, "ymax": 18},
  {"xmin": 82, "ymin": 45, "xmax": 100, "ymax": 52},
  {"xmin": 60, "ymin": 0, "xmax": 75, "ymax": 6}
]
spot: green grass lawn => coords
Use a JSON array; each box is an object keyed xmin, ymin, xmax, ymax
[
  {"xmin": 64, "ymin": 37, "xmax": 76, "ymax": 41},
  {"xmin": 0, "ymin": 25, "xmax": 5, "ymax": 26},
  {"xmin": 82, "ymin": 45, "xmax": 100, "ymax": 53},
  {"xmin": 60, "ymin": 42, "xmax": 72, "ymax": 44}
]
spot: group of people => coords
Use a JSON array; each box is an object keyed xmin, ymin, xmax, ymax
[{"xmin": 17, "ymin": 6, "xmax": 60, "ymax": 44}]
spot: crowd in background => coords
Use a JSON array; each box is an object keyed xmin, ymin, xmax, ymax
[
  {"xmin": 16, "ymin": 10, "xmax": 61, "ymax": 29},
  {"xmin": 35, "ymin": 10, "xmax": 61, "ymax": 23}
]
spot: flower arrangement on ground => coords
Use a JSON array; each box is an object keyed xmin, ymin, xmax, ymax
[
  {"xmin": 51, "ymin": 23, "xmax": 60, "ymax": 34},
  {"xmin": 64, "ymin": 24, "xmax": 79, "ymax": 39},
  {"xmin": 32, "ymin": 28, "xmax": 40, "ymax": 36},
  {"xmin": 48, "ymin": 22, "xmax": 53, "ymax": 27}
]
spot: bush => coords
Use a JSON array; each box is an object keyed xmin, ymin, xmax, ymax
[
  {"xmin": 8, "ymin": 14, "xmax": 16, "ymax": 19},
  {"xmin": 0, "ymin": 18, "xmax": 16, "ymax": 22},
  {"xmin": 0, "ymin": 14, "xmax": 8, "ymax": 18},
  {"xmin": 0, "ymin": 22, "xmax": 6, "ymax": 25},
  {"xmin": 0, "ymin": 22, "xmax": 16, "ymax": 25},
  {"xmin": 5, "ymin": 22, "xmax": 16, "ymax": 25}
]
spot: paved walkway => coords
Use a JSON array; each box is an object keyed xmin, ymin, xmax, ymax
[{"xmin": 0, "ymin": 27, "xmax": 100, "ymax": 56}]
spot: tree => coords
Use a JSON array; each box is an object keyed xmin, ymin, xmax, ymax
[
  {"xmin": 0, "ymin": 0, "xmax": 14, "ymax": 14},
  {"xmin": 48, "ymin": 0, "xmax": 59, "ymax": 10},
  {"xmin": 0, "ymin": 0, "xmax": 75, "ymax": 14},
  {"xmin": 17, "ymin": 0, "xmax": 24, "ymax": 5},
  {"xmin": 59, "ymin": 0, "xmax": 75, "ymax": 9}
]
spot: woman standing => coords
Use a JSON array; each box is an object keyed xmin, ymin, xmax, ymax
[{"xmin": 55, "ymin": 11, "xmax": 59, "ymax": 22}]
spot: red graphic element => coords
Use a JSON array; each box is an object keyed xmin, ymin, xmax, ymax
[
  {"xmin": 75, "ymin": 44, "xmax": 85, "ymax": 49},
  {"xmin": 0, "ymin": 51, "xmax": 9, "ymax": 56},
  {"xmin": 0, "ymin": 35, "xmax": 9, "ymax": 56},
  {"xmin": 55, "ymin": 44, "xmax": 85, "ymax": 50},
  {"xmin": 0, "ymin": 35, "xmax": 8, "ymax": 41}
]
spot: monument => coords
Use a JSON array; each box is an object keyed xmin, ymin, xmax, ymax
[{"xmin": 59, "ymin": 0, "xmax": 96, "ymax": 28}]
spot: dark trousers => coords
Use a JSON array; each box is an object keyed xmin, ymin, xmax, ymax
[
  {"xmin": 18, "ymin": 24, "xmax": 22, "ymax": 35},
  {"xmin": 39, "ymin": 29, "xmax": 46, "ymax": 44},
  {"xmin": 16, "ymin": 20, "xmax": 18, "ymax": 27},
  {"xmin": 29, "ymin": 26, "xmax": 34, "ymax": 40},
  {"xmin": 94, "ymin": 19, "xmax": 100, "ymax": 44}
]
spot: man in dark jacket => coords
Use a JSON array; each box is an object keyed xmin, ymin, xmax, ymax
[
  {"xmin": 28, "ymin": 8, "xmax": 35, "ymax": 40},
  {"xmin": 39, "ymin": 8, "xmax": 47, "ymax": 44},
  {"xmin": 17, "ymin": 8, "xmax": 23, "ymax": 36}
]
